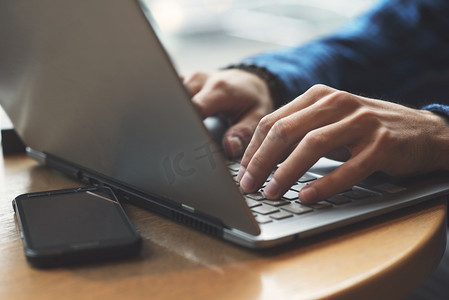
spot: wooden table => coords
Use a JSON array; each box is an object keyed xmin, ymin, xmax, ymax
[{"xmin": 0, "ymin": 153, "xmax": 447, "ymax": 300}]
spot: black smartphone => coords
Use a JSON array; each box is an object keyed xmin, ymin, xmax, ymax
[{"xmin": 12, "ymin": 186, "xmax": 142, "ymax": 268}]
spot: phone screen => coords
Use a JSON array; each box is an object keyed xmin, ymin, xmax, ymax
[
  {"xmin": 20, "ymin": 191, "xmax": 135, "ymax": 249},
  {"xmin": 14, "ymin": 187, "xmax": 141, "ymax": 267}
]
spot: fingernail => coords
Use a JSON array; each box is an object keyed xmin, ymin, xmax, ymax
[
  {"xmin": 237, "ymin": 165, "xmax": 246, "ymax": 181},
  {"xmin": 227, "ymin": 136, "xmax": 243, "ymax": 158},
  {"xmin": 299, "ymin": 185, "xmax": 318, "ymax": 203},
  {"xmin": 264, "ymin": 178, "xmax": 280, "ymax": 198},
  {"xmin": 240, "ymin": 171, "xmax": 256, "ymax": 192}
]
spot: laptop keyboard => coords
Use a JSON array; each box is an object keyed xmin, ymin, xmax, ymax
[{"xmin": 226, "ymin": 161, "xmax": 378, "ymax": 225}]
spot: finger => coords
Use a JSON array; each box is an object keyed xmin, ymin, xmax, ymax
[
  {"xmin": 222, "ymin": 109, "xmax": 263, "ymax": 158},
  {"xmin": 238, "ymin": 113, "xmax": 308, "ymax": 192},
  {"xmin": 263, "ymin": 116, "xmax": 369, "ymax": 199},
  {"xmin": 183, "ymin": 72, "xmax": 209, "ymax": 96},
  {"xmin": 239, "ymin": 84, "xmax": 337, "ymax": 171},
  {"xmin": 191, "ymin": 85, "xmax": 229, "ymax": 118},
  {"xmin": 239, "ymin": 91, "xmax": 358, "ymax": 193},
  {"xmin": 299, "ymin": 147, "xmax": 378, "ymax": 203},
  {"xmin": 325, "ymin": 147, "xmax": 352, "ymax": 162},
  {"xmin": 270, "ymin": 84, "xmax": 338, "ymax": 121}
]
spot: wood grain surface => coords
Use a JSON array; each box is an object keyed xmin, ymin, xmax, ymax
[{"xmin": 0, "ymin": 154, "xmax": 446, "ymax": 300}]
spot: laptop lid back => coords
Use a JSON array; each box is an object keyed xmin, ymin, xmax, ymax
[{"xmin": 0, "ymin": 0, "xmax": 260, "ymax": 235}]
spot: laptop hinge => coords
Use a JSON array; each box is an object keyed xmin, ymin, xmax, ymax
[
  {"xmin": 116, "ymin": 189, "xmax": 225, "ymax": 238},
  {"xmin": 32, "ymin": 152, "xmax": 226, "ymax": 237},
  {"xmin": 42, "ymin": 152, "xmax": 84, "ymax": 180},
  {"xmin": 26, "ymin": 147, "xmax": 47, "ymax": 165}
]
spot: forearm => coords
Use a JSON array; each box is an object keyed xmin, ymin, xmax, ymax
[{"xmin": 238, "ymin": 0, "xmax": 449, "ymax": 107}]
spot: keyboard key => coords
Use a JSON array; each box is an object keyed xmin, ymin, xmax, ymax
[
  {"xmin": 246, "ymin": 199, "xmax": 262, "ymax": 208},
  {"xmin": 227, "ymin": 162, "xmax": 241, "ymax": 172},
  {"xmin": 254, "ymin": 214, "xmax": 273, "ymax": 224},
  {"xmin": 252, "ymin": 204, "xmax": 279, "ymax": 215},
  {"xmin": 281, "ymin": 203, "xmax": 313, "ymax": 214},
  {"xmin": 263, "ymin": 199, "xmax": 290, "ymax": 207},
  {"xmin": 373, "ymin": 183, "xmax": 406, "ymax": 194},
  {"xmin": 270, "ymin": 211, "xmax": 293, "ymax": 220},
  {"xmin": 290, "ymin": 183, "xmax": 307, "ymax": 192},
  {"xmin": 282, "ymin": 189, "xmax": 299, "ymax": 200},
  {"xmin": 327, "ymin": 195, "xmax": 352, "ymax": 205},
  {"xmin": 298, "ymin": 173, "xmax": 317, "ymax": 183},
  {"xmin": 229, "ymin": 169, "xmax": 239, "ymax": 176},
  {"xmin": 246, "ymin": 191, "xmax": 266, "ymax": 201},
  {"xmin": 306, "ymin": 201, "xmax": 333, "ymax": 209},
  {"xmin": 341, "ymin": 189, "xmax": 374, "ymax": 200}
]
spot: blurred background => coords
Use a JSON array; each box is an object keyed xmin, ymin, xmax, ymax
[
  {"xmin": 142, "ymin": 0, "xmax": 378, "ymax": 74},
  {"xmin": 1, "ymin": 0, "xmax": 378, "ymax": 130}
]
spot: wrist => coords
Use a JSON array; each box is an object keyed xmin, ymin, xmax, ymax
[
  {"xmin": 422, "ymin": 104, "xmax": 449, "ymax": 121},
  {"xmin": 224, "ymin": 64, "xmax": 287, "ymax": 109},
  {"xmin": 423, "ymin": 110, "xmax": 449, "ymax": 172}
]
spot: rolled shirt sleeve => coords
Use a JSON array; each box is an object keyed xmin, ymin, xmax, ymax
[{"xmin": 237, "ymin": 0, "xmax": 449, "ymax": 116}]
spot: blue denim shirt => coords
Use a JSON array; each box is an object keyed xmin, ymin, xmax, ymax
[{"xmin": 239, "ymin": 0, "xmax": 449, "ymax": 117}]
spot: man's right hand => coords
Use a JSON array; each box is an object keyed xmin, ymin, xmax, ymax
[{"xmin": 183, "ymin": 69, "xmax": 275, "ymax": 158}]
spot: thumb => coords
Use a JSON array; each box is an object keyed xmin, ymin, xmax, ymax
[{"xmin": 222, "ymin": 112, "xmax": 261, "ymax": 158}]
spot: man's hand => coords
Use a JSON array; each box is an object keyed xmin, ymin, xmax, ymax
[
  {"xmin": 238, "ymin": 84, "xmax": 449, "ymax": 203},
  {"xmin": 183, "ymin": 69, "xmax": 274, "ymax": 158}
]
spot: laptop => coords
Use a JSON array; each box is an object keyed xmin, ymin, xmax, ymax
[{"xmin": 1, "ymin": 0, "xmax": 448, "ymax": 248}]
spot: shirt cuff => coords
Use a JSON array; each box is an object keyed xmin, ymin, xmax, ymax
[
  {"xmin": 224, "ymin": 64, "xmax": 288, "ymax": 109},
  {"xmin": 422, "ymin": 104, "xmax": 449, "ymax": 121}
]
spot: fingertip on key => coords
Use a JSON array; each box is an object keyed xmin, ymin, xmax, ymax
[
  {"xmin": 240, "ymin": 171, "xmax": 256, "ymax": 192},
  {"xmin": 299, "ymin": 185, "xmax": 318, "ymax": 203},
  {"xmin": 263, "ymin": 178, "xmax": 280, "ymax": 199}
]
